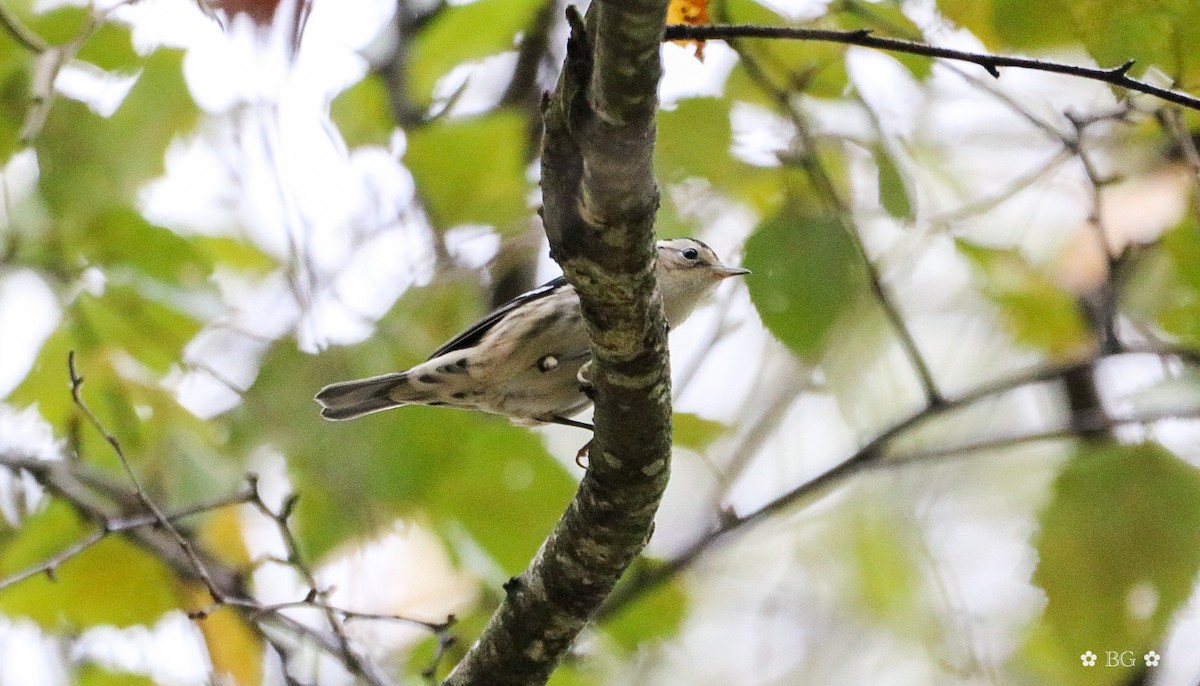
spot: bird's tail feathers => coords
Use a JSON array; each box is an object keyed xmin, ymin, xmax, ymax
[{"xmin": 315, "ymin": 373, "xmax": 410, "ymax": 421}]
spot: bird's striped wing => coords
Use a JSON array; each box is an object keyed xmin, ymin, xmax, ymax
[{"xmin": 427, "ymin": 276, "xmax": 569, "ymax": 359}]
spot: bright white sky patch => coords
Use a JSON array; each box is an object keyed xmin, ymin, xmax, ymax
[{"xmin": 0, "ymin": 270, "xmax": 61, "ymax": 399}]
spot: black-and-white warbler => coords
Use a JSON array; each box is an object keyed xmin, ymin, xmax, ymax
[{"xmin": 315, "ymin": 238, "xmax": 748, "ymax": 427}]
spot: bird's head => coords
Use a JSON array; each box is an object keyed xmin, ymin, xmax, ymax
[{"xmin": 655, "ymin": 238, "xmax": 750, "ymax": 327}]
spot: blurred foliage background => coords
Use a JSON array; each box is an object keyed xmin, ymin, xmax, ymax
[{"xmin": 2, "ymin": 0, "xmax": 1200, "ymax": 684}]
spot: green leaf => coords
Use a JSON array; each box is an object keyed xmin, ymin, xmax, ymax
[
  {"xmin": 32, "ymin": 8, "xmax": 140, "ymax": 72},
  {"xmin": 602, "ymin": 565, "xmax": 686, "ymax": 650},
  {"xmin": 36, "ymin": 47, "xmax": 197, "ymax": 218},
  {"xmin": 0, "ymin": 501, "xmax": 179, "ymax": 628},
  {"xmin": 672, "ymin": 412, "xmax": 726, "ymax": 451},
  {"xmin": 990, "ymin": 0, "xmax": 1068, "ymax": 52},
  {"xmin": 850, "ymin": 504, "xmax": 920, "ymax": 620},
  {"xmin": 9, "ymin": 331, "xmax": 132, "ymax": 471},
  {"xmin": 835, "ymin": 1, "xmax": 933, "ymax": 81},
  {"xmin": 937, "ymin": 0, "xmax": 1200, "ymax": 88},
  {"xmin": 409, "ymin": 0, "xmax": 545, "ymax": 98},
  {"xmin": 1076, "ymin": 2, "xmax": 1200, "ymax": 87},
  {"xmin": 192, "ymin": 236, "xmax": 278, "ymax": 276},
  {"xmin": 28, "ymin": 6, "xmax": 90, "ymax": 45},
  {"xmin": 721, "ymin": 0, "xmax": 851, "ymax": 99},
  {"xmin": 656, "ymin": 97, "xmax": 779, "ymax": 211},
  {"xmin": 424, "ymin": 419, "xmax": 577, "ymax": 573},
  {"xmin": 728, "ymin": 40, "xmax": 850, "ymax": 102},
  {"xmin": 744, "ymin": 207, "xmax": 868, "ymax": 359},
  {"xmin": 657, "ymin": 98, "xmax": 733, "ymax": 184},
  {"xmin": 1024, "ymin": 442, "xmax": 1200, "ymax": 684},
  {"xmin": 73, "ymin": 284, "xmax": 204, "ymax": 375},
  {"xmin": 77, "ymin": 665, "xmax": 157, "ymax": 686},
  {"xmin": 0, "ymin": 26, "xmax": 30, "ymax": 163},
  {"xmin": 76, "ymin": 208, "xmax": 213, "ymax": 287},
  {"xmin": 330, "ymin": 75, "xmax": 395, "ymax": 149},
  {"xmin": 8, "ymin": 302, "xmax": 214, "ymax": 489},
  {"xmin": 956, "ymin": 239, "xmax": 1093, "ymax": 358},
  {"xmin": 1148, "ymin": 218, "xmax": 1200, "ymax": 346},
  {"xmin": 935, "ymin": 0, "xmax": 1003, "ymax": 47},
  {"xmin": 244, "ymin": 336, "xmax": 576, "ymax": 568},
  {"xmin": 406, "ymin": 113, "xmax": 531, "ymax": 232},
  {"xmin": 874, "ymin": 145, "xmax": 912, "ymax": 219}
]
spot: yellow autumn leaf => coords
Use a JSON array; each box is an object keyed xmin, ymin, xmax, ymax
[
  {"xmin": 667, "ymin": 0, "xmax": 709, "ymax": 60},
  {"xmin": 184, "ymin": 586, "xmax": 265, "ymax": 686},
  {"xmin": 178, "ymin": 508, "xmax": 264, "ymax": 686}
]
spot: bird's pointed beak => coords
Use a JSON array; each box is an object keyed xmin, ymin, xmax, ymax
[{"xmin": 715, "ymin": 266, "xmax": 751, "ymax": 279}]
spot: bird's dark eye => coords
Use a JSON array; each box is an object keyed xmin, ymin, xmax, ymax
[{"xmin": 682, "ymin": 248, "xmax": 699, "ymax": 261}]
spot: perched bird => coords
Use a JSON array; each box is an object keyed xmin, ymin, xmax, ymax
[{"xmin": 315, "ymin": 238, "xmax": 749, "ymax": 427}]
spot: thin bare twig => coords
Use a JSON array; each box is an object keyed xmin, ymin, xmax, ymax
[
  {"xmin": 598, "ymin": 343, "xmax": 1200, "ymax": 617},
  {"xmin": 1157, "ymin": 109, "xmax": 1200, "ymax": 219},
  {"xmin": 0, "ymin": 529, "xmax": 105, "ymax": 590},
  {"xmin": 885, "ymin": 406, "xmax": 1200, "ymax": 466},
  {"xmin": 244, "ymin": 485, "xmax": 381, "ymax": 681},
  {"xmin": 65, "ymin": 354, "xmax": 397, "ymax": 683},
  {"xmin": 0, "ymin": 453, "xmax": 400, "ymax": 685},
  {"xmin": 68, "ymin": 351, "xmax": 234, "ymax": 605},
  {"xmin": 0, "ymin": 483, "xmax": 256, "ymax": 591},
  {"xmin": 663, "ymin": 24, "xmax": 1200, "ymax": 113},
  {"xmin": 4, "ymin": 364, "xmax": 405, "ymax": 686},
  {"xmin": 0, "ymin": 2, "xmax": 49, "ymax": 53},
  {"xmin": 722, "ymin": 30, "xmax": 943, "ymax": 406},
  {"xmin": 929, "ymin": 149, "xmax": 1073, "ymax": 227}
]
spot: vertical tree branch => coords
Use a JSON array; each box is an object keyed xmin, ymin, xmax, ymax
[{"xmin": 444, "ymin": 0, "xmax": 672, "ymax": 683}]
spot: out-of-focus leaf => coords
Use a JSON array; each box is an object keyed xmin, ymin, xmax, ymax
[
  {"xmin": 546, "ymin": 664, "xmax": 594, "ymax": 686},
  {"xmin": 330, "ymin": 75, "xmax": 395, "ymax": 149},
  {"xmin": 989, "ymin": 0, "xmax": 1063, "ymax": 51},
  {"xmin": 672, "ymin": 412, "xmax": 726, "ymax": 451},
  {"xmin": 835, "ymin": 1, "xmax": 932, "ymax": 80},
  {"xmin": 1024, "ymin": 442, "xmax": 1200, "ymax": 685},
  {"xmin": 410, "ymin": 0, "xmax": 545, "ymax": 98},
  {"xmin": 74, "ymin": 284, "xmax": 204, "ymax": 375},
  {"xmin": 26, "ymin": 6, "xmax": 88, "ymax": 44},
  {"xmin": 198, "ymin": 506, "xmax": 252, "ymax": 571},
  {"xmin": 192, "ymin": 236, "xmax": 278, "ymax": 276},
  {"xmin": 76, "ymin": 665, "xmax": 156, "ymax": 686},
  {"xmin": 956, "ymin": 239, "xmax": 1093, "ymax": 359},
  {"xmin": 721, "ymin": 0, "xmax": 850, "ymax": 99},
  {"xmin": 245, "ymin": 338, "xmax": 576, "ymax": 569},
  {"xmin": 9, "ymin": 332, "xmax": 132, "ymax": 471},
  {"xmin": 76, "ymin": 208, "xmax": 212, "ymax": 287},
  {"xmin": 602, "ymin": 567, "xmax": 686, "ymax": 650},
  {"xmin": 406, "ymin": 113, "xmax": 530, "ymax": 233},
  {"xmin": 182, "ymin": 582, "xmax": 264, "ymax": 686},
  {"xmin": 744, "ymin": 206, "xmax": 868, "ymax": 360},
  {"xmin": 36, "ymin": 48, "xmax": 197, "ymax": 218},
  {"xmin": 424, "ymin": 419, "xmax": 577, "ymax": 573},
  {"xmin": 875, "ymin": 145, "xmax": 912, "ymax": 219},
  {"xmin": 73, "ymin": 18, "xmax": 140, "ymax": 72},
  {"xmin": 935, "ymin": 0, "xmax": 1002, "ymax": 47},
  {"xmin": 0, "ymin": 25, "xmax": 30, "ymax": 163},
  {"xmin": 1148, "ymin": 218, "xmax": 1200, "ymax": 346},
  {"xmin": 657, "ymin": 98, "xmax": 733, "ymax": 184},
  {"xmin": 656, "ymin": 97, "xmax": 779, "ymax": 212},
  {"xmin": 851, "ymin": 504, "xmax": 920, "ymax": 620},
  {"xmin": 0, "ymin": 500, "xmax": 179, "ymax": 628},
  {"xmin": 1018, "ymin": 0, "xmax": 1200, "ymax": 87},
  {"xmin": 8, "ymin": 313, "xmax": 220, "ymax": 492},
  {"xmin": 936, "ymin": 0, "xmax": 1200, "ymax": 88}
]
